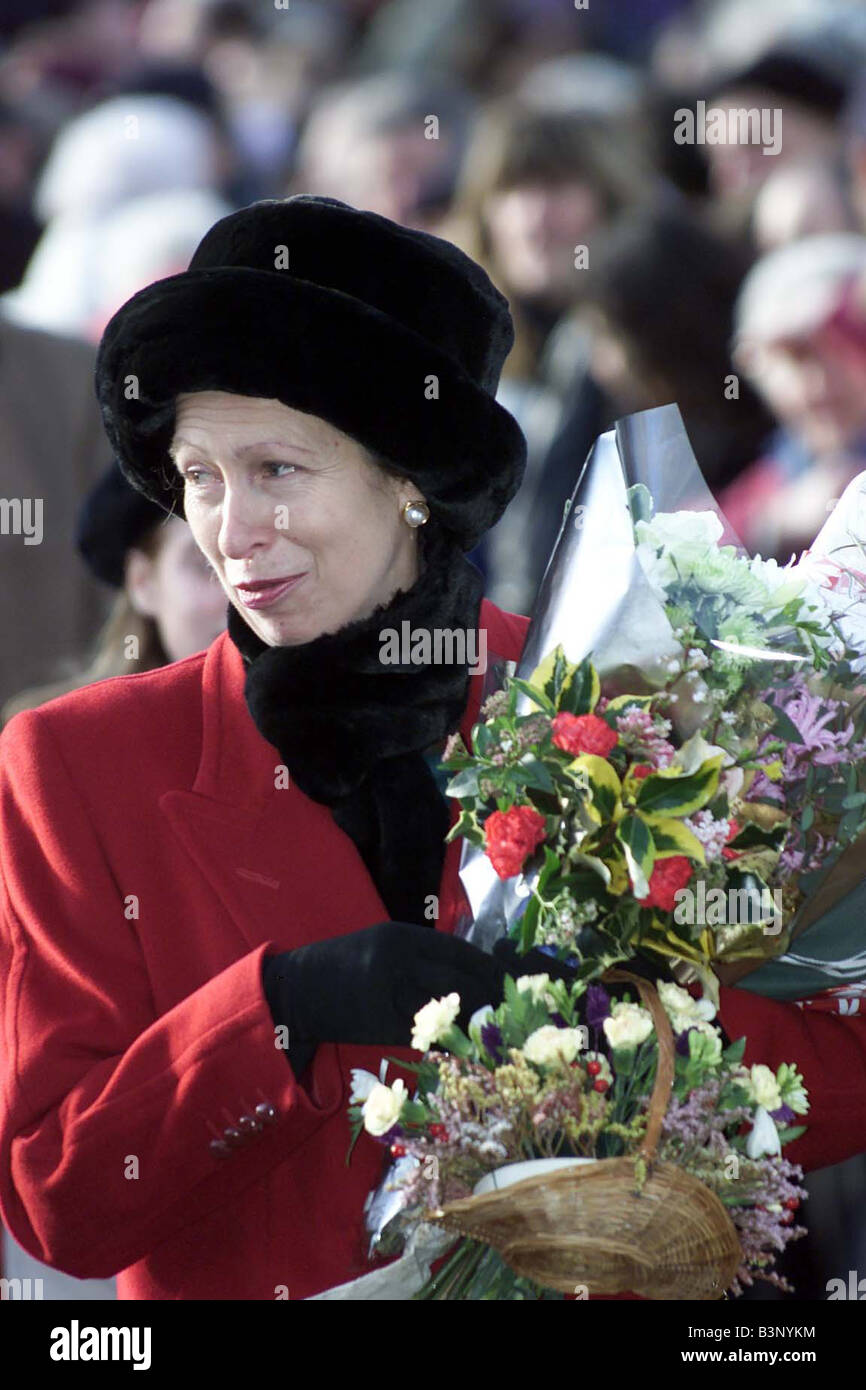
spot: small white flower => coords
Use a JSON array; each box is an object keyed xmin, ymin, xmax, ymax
[
  {"xmin": 349, "ymin": 1068, "xmax": 379, "ymax": 1104},
  {"xmin": 748, "ymin": 1063, "xmax": 783, "ymax": 1112},
  {"xmin": 603, "ymin": 1001, "xmax": 654, "ymax": 1050},
  {"xmin": 746, "ymin": 1105, "xmax": 782, "ymax": 1159},
  {"xmin": 658, "ymin": 981, "xmax": 716, "ymax": 1029},
  {"xmin": 516, "ymin": 973, "xmax": 551, "ymax": 1003},
  {"xmin": 362, "ymin": 1078, "xmax": 408, "ymax": 1136},
  {"xmin": 523, "ymin": 1025, "xmax": 583, "ymax": 1067},
  {"xmin": 411, "ymin": 992, "xmax": 461, "ymax": 1052}
]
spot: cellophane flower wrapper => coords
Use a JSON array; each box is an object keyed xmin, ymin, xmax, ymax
[{"xmin": 454, "ymin": 404, "xmax": 866, "ymax": 1002}]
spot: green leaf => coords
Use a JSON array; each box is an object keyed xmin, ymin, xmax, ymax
[
  {"xmin": 517, "ymin": 755, "xmax": 555, "ymax": 793},
  {"xmin": 509, "ymin": 676, "xmax": 556, "ymax": 715},
  {"xmin": 445, "ymin": 768, "xmax": 481, "ymax": 798},
  {"xmin": 635, "ymin": 756, "xmax": 722, "ymax": 819},
  {"xmin": 473, "ymin": 722, "xmax": 493, "ymax": 756},
  {"xmin": 565, "ymin": 752, "xmax": 622, "ymax": 822},
  {"xmin": 645, "ymin": 815, "xmax": 705, "ymax": 863},
  {"xmin": 616, "ymin": 813, "xmax": 655, "ymax": 899},
  {"xmin": 722, "ymin": 1036, "xmax": 746, "ymax": 1065},
  {"xmin": 558, "ymin": 655, "xmax": 600, "ymax": 716}
]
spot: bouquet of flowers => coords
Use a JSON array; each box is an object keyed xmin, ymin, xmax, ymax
[
  {"xmin": 348, "ymin": 972, "xmax": 809, "ymax": 1300},
  {"xmin": 453, "ymin": 405, "xmax": 866, "ymax": 1004}
]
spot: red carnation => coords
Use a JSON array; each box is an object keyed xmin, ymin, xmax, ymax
[
  {"xmin": 484, "ymin": 805, "xmax": 547, "ymax": 880},
  {"xmin": 551, "ymin": 712, "xmax": 618, "ymax": 758},
  {"xmin": 631, "ymin": 763, "xmax": 653, "ymax": 780},
  {"xmin": 637, "ymin": 855, "xmax": 693, "ymax": 912}
]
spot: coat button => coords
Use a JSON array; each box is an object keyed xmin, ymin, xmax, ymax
[
  {"xmin": 223, "ymin": 1126, "xmax": 245, "ymax": 1147},
  {"xmin": 210, "ymin": 1138, "xmax": 231, "ymax": 1158},
  {"xmin": 238, "ymin": 1114, "xmax": 261, "ymax": 1134},
  {"xmin": 255, "ymin": 1102, "xmax": 277, "ymax": 1124}
]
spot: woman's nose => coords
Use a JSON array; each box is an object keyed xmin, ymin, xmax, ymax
[{"xmin": 217, "ymin": 485, "xmax": 276, "ymax": 559}]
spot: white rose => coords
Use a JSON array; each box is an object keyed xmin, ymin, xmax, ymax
[
  {"xmin": 603, "ymin": 1001, "xmax": 654, "ymax": 1050},
  {"xmin": 362, "ymin": 1079, "xmax": 408, "ymax": 1136},
  {"xmin": 749, "ymin": 1064, "xmax": 782, "ymax": 1112},
  {"xmin": 516, "ymin": 974, "xmax": 552, "ymax": 1003},
  {"xmin": 658, "ymin": 981, "xmax": 716, "ymax": 1031},
  {"xmin": 523, "ymin": 1025, "xmax": 583, "ymax": 1067},
  {"xmin": 746, "ymin": 1105, "xmax": 782, "ymax": 1159},
  {"xmin": 411, "ymin": 992, "xmax": 461, "ymax": 1052},
  {"xmin": 636, "ymin": 509, "xmax": 723, "ymax": 552},
  {"xmin": 349, "ymin": 1068, "xmax": 379, "ymax": 1104}
]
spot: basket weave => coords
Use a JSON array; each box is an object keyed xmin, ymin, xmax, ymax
[{"xmin": 431, "ymin": 969, "xmax": 742, "ymax": 1300}]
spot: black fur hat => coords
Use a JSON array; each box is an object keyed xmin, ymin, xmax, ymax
[
  {"xmin": 76, "ymin": 458, "xmax": 168, "ymax": 587},
  {"xmin": 94, "ymin": 195, "xmax": 527, "ymax": 553}
]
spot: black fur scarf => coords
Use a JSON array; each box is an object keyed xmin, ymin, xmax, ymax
[{"xmin": 226, "ymin": 522, "xmax": 484, "ymax": 924}]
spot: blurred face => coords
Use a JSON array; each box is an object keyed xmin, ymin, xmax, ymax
[
  {"xmin": 170, "ymin": 391, "xmax": 423, "ymax": 647},
  {"xmin": 705, "ymin": 89, "xmax": 839, "ymax": 200},
  {"xmin": 126, "ymin": 515, "xmax": 227, "ymax": 662},
  {"xmin": 737, "ymin": 331, "xmax": 866, "ymax": 454},
  {"xmin": 484, "ymin": 179, "xmax": 603, "ymax": 305}
]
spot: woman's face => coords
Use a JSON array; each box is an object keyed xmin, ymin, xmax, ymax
[
  {"xmin": 126, "ymin": 515, "xmax": 228, "ymax": 661},
  {"xmin": 170, "ymin": 391, "xmax": 424, "ymax": 646},
  {"xmin": 484, "ymin": 179, "xmax": 604, "ymax": 306}
]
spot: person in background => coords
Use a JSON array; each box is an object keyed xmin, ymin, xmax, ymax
[
  {"xmin": 441, "ymin": 100, "xmax": 653, "ymax": 610},
  {"xmin": 0, "ymin": 312, "xmax": 112, "ymax": 708},
  {"xmin": 751, "ymin": 161, "xmax": 860, "ymax": 253},
  {"xmin": 722, "ymin": 232, "xmax": 866, "ymax": 561},
  {"xmin": 521, "ymin": 205, "xmax": 774, "ymax": 611},
  {"xmin": 289, "ymin": 71, "xmax": 475, "ymax": 236},
  {"xmin": 3, "ymin": 461, "xmax": 228, "ymax": 724}
]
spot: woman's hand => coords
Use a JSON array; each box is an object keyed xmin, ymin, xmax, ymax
[{"xmin": 263, "ymin": 922, "xmax": 509, "ymax": 1063}]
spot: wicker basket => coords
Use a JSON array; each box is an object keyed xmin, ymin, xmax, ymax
[{"xmin": 430, "ymin": 969, "xmax": 742, "ymax": 1300}]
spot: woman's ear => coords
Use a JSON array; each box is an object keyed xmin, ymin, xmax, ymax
[{"xmin": 125, "ymin": 547, "xmax": 159, "ymax": 618}]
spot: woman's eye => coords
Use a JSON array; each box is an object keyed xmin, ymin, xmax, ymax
[{"xmin": 264, "ymin": 461, "xmax": 297, "ymax": 478}]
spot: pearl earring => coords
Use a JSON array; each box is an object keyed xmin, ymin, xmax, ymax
[{"xmin": 402, "ymin": 499, "xmax": 429, "ymax": 528}]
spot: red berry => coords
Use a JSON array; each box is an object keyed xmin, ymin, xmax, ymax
[
  {"xmin": 390, "ymin": 1142, "xmax": 406, "ymax": 1157},
  {"xmin": 586, "ymin": 1060, "xmax": 602, "ymax": 1077},
  {"xmin": 781, "ymin": 1210, "xmax": 794, "ymax": 1225},
  {"xmin": 593, "ymin": 1078, "xmax": 609, "ymax": 1093},
  {"xmin": 784, "ymin": 1197, "xmax": 800, "ymax": 1211},
  {"xmin": 429, "ymin": 1124, "xmax": 447, "ymax": 1141}
]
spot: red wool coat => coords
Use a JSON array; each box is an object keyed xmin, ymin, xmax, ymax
[{"xmin": 1, "ymin": 599, "xmax": 866, "ymax": 1301}]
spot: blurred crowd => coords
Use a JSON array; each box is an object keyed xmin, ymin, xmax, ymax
[{"xmin": 2, "ymin": 0, "xmax": 866, "ymax": 1301}]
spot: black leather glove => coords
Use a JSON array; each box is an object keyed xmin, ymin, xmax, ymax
[{"xmin": 263, "ymin": 922, "xmax": 509, "ymax": 1079}]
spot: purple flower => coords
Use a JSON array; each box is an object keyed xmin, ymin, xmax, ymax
[
  {"xmin": 551, "ymin": 1011, "xmax": 568, "ymax": 1029},
  {"xmin": 770, "ymin": 1103, "xmax": 796, "ymax": 1124},
  {"xmin": 675, "ymin": 1029, "xmax": 693, "ymax": 1057},
  {"xmin": 586, "ymin": 985, "xmax": 612, "ymax": 1031},
  {"xmin": 480, "ymin": 1022, "xmax": 504, "ymax": 1063}
]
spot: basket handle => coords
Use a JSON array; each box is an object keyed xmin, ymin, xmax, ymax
[{"xmin": 601, "ymin": 969, "xmax": 675, "ymax": 1167}]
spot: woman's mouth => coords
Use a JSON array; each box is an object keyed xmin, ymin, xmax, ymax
[{"xmin": 234, "ymin": 574, "xmax": 308, "ymax": 609}]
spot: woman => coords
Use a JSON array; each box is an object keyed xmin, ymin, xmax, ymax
[
  {"xmin": 2, "ymin": 460, "xmax": 227, "ymax": 725},
  {"xmin": 0, "ymin": 197, "xmax": 864, "ymax": 1302}
]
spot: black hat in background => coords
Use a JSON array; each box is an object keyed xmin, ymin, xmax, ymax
[
  {"xmin": 94, "ymin": 195, "xmax": 527, "ymax": 554},
  {"xmin": 76, "ymin": 459, "xmax": 168, "ymax": 588}
]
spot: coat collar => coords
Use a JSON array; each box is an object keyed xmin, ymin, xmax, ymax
[{"xmin": 159, "ymin": 599, "xmax": 525, "ymax": 951}]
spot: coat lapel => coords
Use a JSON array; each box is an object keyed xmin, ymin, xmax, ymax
[{"xmin": 159, "ymin": 601, "xmax": 519, "ymax": 950}]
